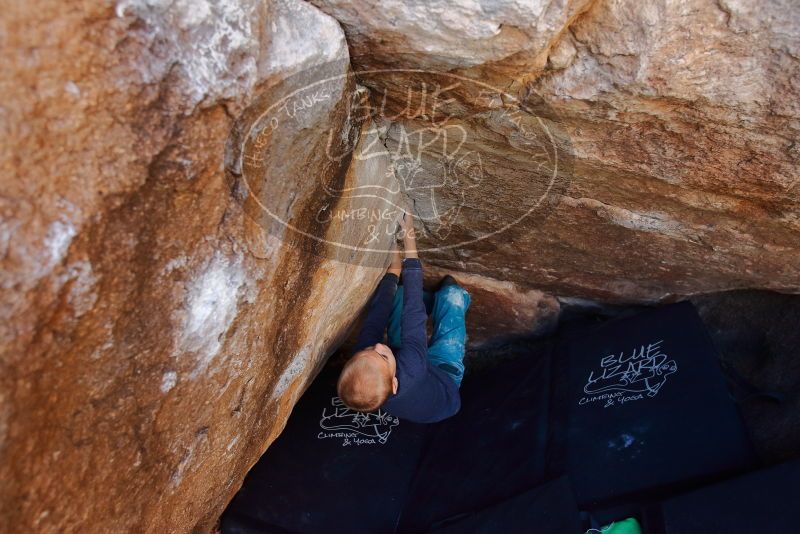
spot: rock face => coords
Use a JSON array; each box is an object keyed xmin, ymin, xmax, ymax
[
  {"xmin": 1, "ymin": 0, "xmax": 799, "ymax": 532},
  {"xmin": 1, "ymin": 0, "xmax": 394, "ymax": 531},
  {"xmin": 312, "ymin": 0, "xmax": 800, "ymax": 301}
]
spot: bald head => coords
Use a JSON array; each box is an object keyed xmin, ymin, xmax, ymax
[{"xmin": 337, "ymin": 350, "xmax": 394, "ymax": 412}]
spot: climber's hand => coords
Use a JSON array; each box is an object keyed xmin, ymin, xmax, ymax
[
  {"xmin": 400, "ymin": 211, "xmax": 418, "ymax": 259},
  {"xmin": 398, "ymin": 210, "xmax": 413, "ymax": 233}
]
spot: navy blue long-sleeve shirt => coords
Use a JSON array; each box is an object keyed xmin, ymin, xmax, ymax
[{"xmin": 354, "ymin": 258, "xmax": 461, "ymax": 423}]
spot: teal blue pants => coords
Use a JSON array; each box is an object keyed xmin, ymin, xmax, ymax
[{"xmin": 387, "ymin": 284, "xmax": 471, "ymax": 386}]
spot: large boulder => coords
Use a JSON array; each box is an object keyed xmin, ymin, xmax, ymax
[
  {"xmin": 0, "ymin": 0, "xmax": 394, "ymax": 531},
  {"xmin": 312, "ymin": 0, "xmax": 800, "ymax": 301}
]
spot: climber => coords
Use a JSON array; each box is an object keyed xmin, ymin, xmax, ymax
[{"xmin": 337, "ymin": 211, "xmax": 471, "ymax": 423}]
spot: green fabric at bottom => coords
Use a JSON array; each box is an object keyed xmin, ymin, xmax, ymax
[{"xmin": 586, "ymin": 517, "xmax": 643, "ymax": 534}]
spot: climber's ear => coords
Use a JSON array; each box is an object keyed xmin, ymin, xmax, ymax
[{"xmin": 392, "ymin": 376, "xmax": 398, "ymax": 395}]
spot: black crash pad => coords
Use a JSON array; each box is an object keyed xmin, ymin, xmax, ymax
[
  {"xmin": 221, "ymin": 368, "xmax": 429, "ymax": 534},
  {"xmin": 565, "ymin": 302, "xmax": 755, "ymax": 508},
  {"xmin": 660, "ymin": 459, "xmax": 800, "ymax": 534},
  {"xmin": 222, "ymin": 339, "xmax": 558, "ymax": 534},
  {"xmin": 430, "ymin": 476, "xmax": 580, "ymax": 534},
  {"xmin": 223, "ymin": 301, "xmax": 758, "ymax": 533},
  {"xmin": 397, "ymin": 343, "xmax": 554, "ymax": 532}
]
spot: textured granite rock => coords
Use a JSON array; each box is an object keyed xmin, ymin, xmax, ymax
[
  {"xmin": 312, "ymin": 0, "xmax": 800, "ymax": 302},
  {"xmin": 0, "ymin": 0, "xmax": 394, "ymax": 531}
]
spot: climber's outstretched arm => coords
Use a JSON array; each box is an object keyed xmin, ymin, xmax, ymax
[{"xmin": 353, "ymin": 247, "xmax": 402, "ymax": 351}]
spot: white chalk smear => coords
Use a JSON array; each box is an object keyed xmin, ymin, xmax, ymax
[
  {"xmin": 178, "ymin": 252, "xmax": 245, "ymax": 378},
  {"xmin": 160, "ymin": 371, "xmax": 178, "ymax": 393}
]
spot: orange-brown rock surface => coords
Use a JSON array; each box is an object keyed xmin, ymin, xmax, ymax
[
  {"xmin": 1, "ymin": 0, "xmax": 393, "ymax": 531},
  {"xmin": 1, "ymin": 0, "xmax": 799, "ymax": 532},
  {"xmin": 313, "ymin": 0, "xmax": 800, "ymax": 301}
]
